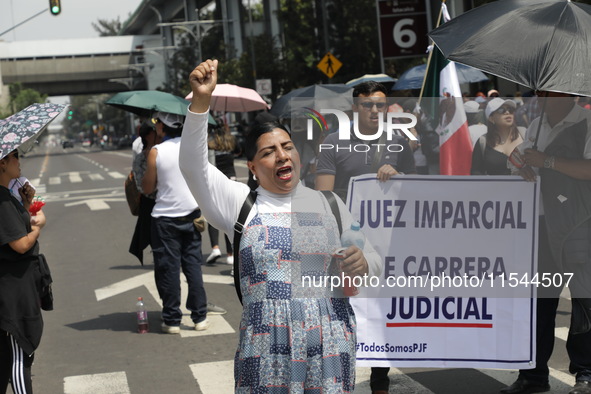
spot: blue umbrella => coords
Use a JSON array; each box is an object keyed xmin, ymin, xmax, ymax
[
  {"xmin": 392, "ymin": 63, "xmax": 488, "ymax": 91},
  {"xmin": 346, "ymin": 73, "xmax": 397, "ymax": 87}
]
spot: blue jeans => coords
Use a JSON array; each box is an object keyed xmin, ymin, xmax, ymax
[{"xmin": 151, "ymin": 211, "xmax": 207, "ymax": 325}]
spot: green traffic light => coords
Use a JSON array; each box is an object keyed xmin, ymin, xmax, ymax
[{"xmin": 49, "ymin": 0, "xmax": 61, "ymax": 15}]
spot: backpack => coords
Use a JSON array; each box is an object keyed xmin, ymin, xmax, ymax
[{"xmin": 232, "ymin": 190, "xmax": 342, "ymax": 304}]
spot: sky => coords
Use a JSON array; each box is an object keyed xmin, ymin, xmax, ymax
[
  {"xmin": 0, "ymin": 0, "xmax": 143, "ymax": 42},
  {"xmin": 1, "ymin": 0, "xmax": 144, "ymax": 105}
]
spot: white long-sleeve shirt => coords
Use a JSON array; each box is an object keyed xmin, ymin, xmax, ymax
[{"xmin": 179, "ymin": 108, "xmax": 382, "ymax": 277}]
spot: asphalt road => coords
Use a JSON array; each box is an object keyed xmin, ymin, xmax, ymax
[{"xmin": 10, "ymin": 145, "xmax": 576, "ymax": 394}]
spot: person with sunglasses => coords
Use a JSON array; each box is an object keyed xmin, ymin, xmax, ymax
[
  {"xmin": 0, "ymin": 150, "xmax": 46, "ymax": 393},
  {"xmin": 316, "ymin": 81, "xmax": 416, "ymax": 201},
  {"xmin": 471, "ymin": 98, "xmax": 524, "ymax": 175}
]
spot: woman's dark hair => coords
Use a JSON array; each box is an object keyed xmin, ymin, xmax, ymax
[
  {"xmin": 139, "ymin": 122, "xmax": 156, "ymax": 147},
  {"xmin": 353, "ymin": 81, "xmax": 388, "ymax": 98},
  {"xmin": 244, "ymin": 121, "xmax": 291, "ymax": 161},
  {"xmin": 485, "ymin": 118, "xmax": 520, "ymax": 147}
]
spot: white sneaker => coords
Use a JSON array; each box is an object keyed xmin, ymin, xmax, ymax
[
  {"xmin": 194, "ymin": 319, "xmax": 210, "ymax": 331},
  {"xmin": 226, "ymin": 255, "xmax": 234, "ymax": 265},
  {"xmin": 161, "ymin": 323, "xmax": 180, "ymax": 334},
  {"xmin": 206, "ymin": 248, "xmax": 222, "ymax": 264}
]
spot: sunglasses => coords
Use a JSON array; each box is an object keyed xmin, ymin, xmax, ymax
[
  {"xmin": 359, "ymin": 102, "xmax": 388, "ymax": 110},
  {"xmin": 493, "ymin": 106, "xmax": 515, "ymax": 115}
]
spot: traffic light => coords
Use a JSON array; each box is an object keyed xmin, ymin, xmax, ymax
[
  {"xmin": 49, "ymin": 0, "xmax": 61, "ymax": 15},
  {"xmin": 67, "ymin": 110, "xmax": 73, "ymax": 120}
]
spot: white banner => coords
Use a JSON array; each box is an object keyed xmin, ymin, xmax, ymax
[{"xmin": 346, "ymin": 175, "xmax": 539, "ymax": 369}]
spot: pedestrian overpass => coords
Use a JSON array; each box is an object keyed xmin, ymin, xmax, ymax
[{"xmin": 0, "ymin": 35, "xmax": 164, "ymax": 97}]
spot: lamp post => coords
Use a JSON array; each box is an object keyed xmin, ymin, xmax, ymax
[
  {"xmin": 150, "ymin": 6, "xmax": 171, "ymax": 87},
  {"xmin": 172, "ymin": 25, "xmax": 201, "ymax": 63},
  {"xmin": 158, "ymin": 18, "xmax": 227, "ymax": 64}
]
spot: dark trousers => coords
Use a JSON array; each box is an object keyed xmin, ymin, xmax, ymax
[
  {"xmin": 207, "ymin": 224, "xmax": 232, "ymax": 254},
  {"xmin": 370, "ymin": 367, "xmax": 390, "ymax": 391},
  {"xmin": 520, "ymin": 218, "xmax": 591, "ymax": 383},
  {"xmin": 0, "ymin": 331, "xmax": 34, "ymax": 394},
  {"xmin": 151, "ymin": 212, "xmax": 207, "ymax": 325}
]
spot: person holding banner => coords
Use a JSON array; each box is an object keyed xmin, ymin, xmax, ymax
[
  {"xmin": 315, "ymin": 81, "xmax": 416, "ymax": 201},
  {"xmin": 180, "ymin": 59, "xmax": 382, "ymax": 392},
  {"xmin": 471, "ymin": 98, "xmax": 523, "ymax": 175},
  {"xmin": 316, "ymin": 81, "xmax": 416, "ymax": 394},
  {"xmin": 502, "ymin": 92, "xmax": 591, "ymax": 394}
]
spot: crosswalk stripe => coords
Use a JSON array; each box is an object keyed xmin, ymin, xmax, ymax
[
  {"xmin": 109, "ymin": 171, "xmax": 126, "ymax": 179},
  {"xmin": 89, "ymin": 173, "xmax": 105, "ymax": 181},
  {"xmin": 64, "ymin": 371, "xmax": 130, "ymax": 394},
  {"xmin": 178, "ymin": 276, "xmax": 236, "ymax": 337},
  {"xmin": 49, "ymin": 176, "xmax": 61, "ymax": 185},
  {"xmin": 479, "ymin": 368, "xmax": 574, "ymax": 393},
  {"xmin": 549, "ymin": 367, "xmax": 576, "ymax": 388},
  {"xmin": 190, "ymin": 362, "xmax": 437, "ymax": 393},
  {"xmin": 69, "ymin": 172, "xmax": 82, "ymax": 183},
  {"xmin": 202, "ymin": 273, "xmax": 234, "ymax": 285},
  {"xmin": 189, "ymin": 361, "xmax": 576, "ymax": 394},
  {"xmin": 556, "ymin": 326, "xmax": 569, "ymax": 341},
  {"xmin": 190, "ymin": 360, "xmax": 234, "ymax": 394},
  {"xmin": 356, "ymin": 367, "xmax": 434, "ymax": 393},
  {"xmin": 179, "ymin": 314, "xmax": 235, "ymax": 338},
  {"xmin": 94, "ymin": 272, "xmax": 235, "ymax": 337}
]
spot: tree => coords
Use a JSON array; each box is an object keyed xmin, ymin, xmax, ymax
[
  {"xmin": 60, "ymin": 94, "xmax": 130, "ymax": 140},
  {"xmin": 92, "ymin": 17, "xmax": 122, "ymax": 37},
  {"xmin": 325, "ymin": 0, "xmax": 381, "ymax": 83},
  {"xmin": 277, "ymin": 0, "xmax": 324, "ymax": 92},
  {"xmin": 1, "ymin": 83, "xmax": 48, "ymax": 117}
]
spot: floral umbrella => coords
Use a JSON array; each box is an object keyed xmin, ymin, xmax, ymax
[{"xmin": 0, "ymin": 103, "xmax": 68, "ymax": 160}]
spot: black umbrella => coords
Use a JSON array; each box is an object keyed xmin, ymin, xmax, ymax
[
  {"xmin": 429, "ymin": 0, "xmax": 591, "ymax": 97},
  {"xmin": 428, "ymin": 0, "xmax": 591, "ymax": 147}
]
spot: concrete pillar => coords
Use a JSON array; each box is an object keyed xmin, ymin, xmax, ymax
[
  {"xmin": 221, "ymin": 0, "xmax": 243, "ymax": 59},
  {"xmin": 266, "ymin": 0, "xmax": 282, "ymax": 52},
  {"xmin": 0, "ymin": 63, "xmax": 8, "ymax": 110}
]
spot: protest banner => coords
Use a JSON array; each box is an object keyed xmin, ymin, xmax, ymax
[{"xmin": 347, "ymin": 175, "xmax": 539, "ymax": 369}]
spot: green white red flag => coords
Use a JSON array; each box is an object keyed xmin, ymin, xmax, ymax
[{"xmin": 424, "ymin": 2, "xmax": 473, "ymax": 175}]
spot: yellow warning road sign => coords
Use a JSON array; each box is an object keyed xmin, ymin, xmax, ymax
[{"xmin": 317, "ymin": 52, "xmax": 342, "ymax": 79}]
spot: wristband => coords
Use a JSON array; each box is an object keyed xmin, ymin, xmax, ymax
[{"xmin": 543, "ymin": 155, "xmax": 555, "ymax": 169}]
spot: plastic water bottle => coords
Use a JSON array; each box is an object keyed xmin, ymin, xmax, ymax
[
  {"xmin": 136, "ymin": 297, "xmax": 149, "ymax": 333},
  {"xmin": 340, "ymin": 221, "xmax": 366, "ymax": 296}
]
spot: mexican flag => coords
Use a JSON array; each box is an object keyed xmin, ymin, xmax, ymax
[{"xmin": 424, "ymin": 3, "xmax": 473, "ymax": 175}]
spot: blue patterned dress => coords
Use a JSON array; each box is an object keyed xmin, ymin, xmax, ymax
[{"xmin": 234, "ymin": 210, "xmax": 357, "ymax": 393}]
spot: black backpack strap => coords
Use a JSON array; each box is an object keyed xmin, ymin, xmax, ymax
[
  {"xmin": 233, "ymin": 190, "xmax": 257, "ymax": 305},
  {"xmin": 320, "ymin": 190, "xmax": 342, "ymax": 235}
]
